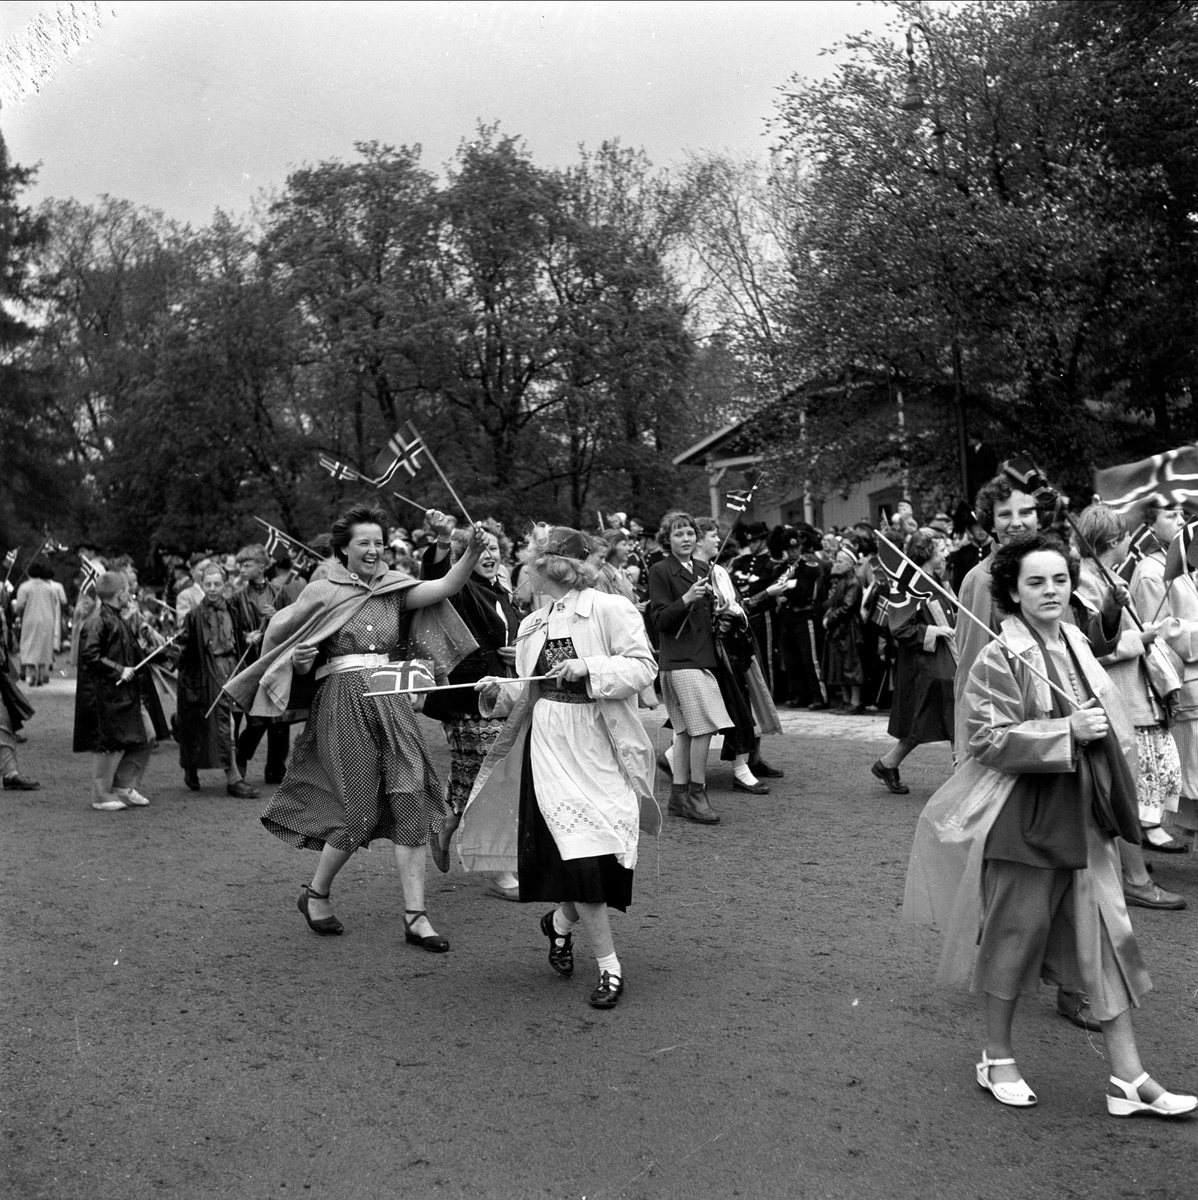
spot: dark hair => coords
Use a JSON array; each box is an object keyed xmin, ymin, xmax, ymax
[
  {"xmin": 656, "ymin": 510, "xmax": 697, "ymax": 551},
  {"xmin": 330, "ymin": 504, "xmax": 389, "ymax": 565},
  {"xmin": 989, "ymin": 533, "xmax": 1077, "ymax": 616},
  {"xmin": 974, "ymin": 473, "xmax": 1059, "ymax": 536},
  {"xmin": 903, "ymin": 530, "xmax": 937, "ymax": 567}
]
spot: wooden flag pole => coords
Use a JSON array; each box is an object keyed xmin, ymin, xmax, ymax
[
  {"xmin": 206, "ymin": 642, "xmax": 256, "ymax": 718},
  {"xmin": 408, "ymin": 421, "xmax": 475, "ymax": 528},
  {"xmin": 252, "ymin": 517, "xmax": 322, "ymax": 561},
  {"xmin": 391, "ymin": 490, "xmax": 426, "ymax": 512},
  {"xmin": 121, "ymin": 632, "xmax": 184, "ymax": 682},
  {"xmin": 875, "ymin": 533, "xmax": 1082, "ymax": 713},
  {"xmin": 364, "ymin": 673, "xmax": 553, "ymax": 699},
  {"xmin": 15, "ymin": 535, "xmax": 50, "ymax": 585}
]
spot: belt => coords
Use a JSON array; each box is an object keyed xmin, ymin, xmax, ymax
[{"xmin": 314, "ymin": 652, "xmax": 392, "ymax": 681}]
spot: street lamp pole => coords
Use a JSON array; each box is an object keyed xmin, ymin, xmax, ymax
[{"xmin": 901, "ymin": 22, "xmax": 971, "ymax": 504}]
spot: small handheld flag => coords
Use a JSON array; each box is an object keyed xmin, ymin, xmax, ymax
[
  {"xmin": 79, "ymin": 555, "xmax": 102, "ymax": 595},
  {"xmin": 876, "ymin": 537, "xmax": 934, "ymax": 604},
  {"xmin": 364, "ymin": 660, "xmax": 437, "ymax": 697},
  {"xmin": 726, "ymin": 489, "xmax": 752, "ymax": 513},
  {"xmin": 373, "ymin": 428, "xmax": 426, "ymax": 486},
  {"xmin": 319, "ymin": 455, "xmax": 368, "ymax": 483}
]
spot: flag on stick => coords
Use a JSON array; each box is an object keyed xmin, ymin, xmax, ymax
[
  {"xmin": 386, "ymin": 421, "xmax": 475, "ymax": 526},
  {"xmin": 2, "ymin": 547, "xmax": 17, "ymax": 585},
  {"xmin": 725, "ymin": 489, "xmax": 752, "ymax": 513},
  {"xmin": 252, "ymin": 518, "xmax": 322, "ymax": 565},
  {"xmin": 363, "ymin": 661, "xmax": 438, "ymax": 697},
  {"xmin": 79, "ymin": 555, "xmax": 102, "ymax": 595},
  {"xmin": 1094, "ymin": 446, "xmax": 1198, "ymax": 516},
  {"xmin": 1116, "ymin": 525, "xmax": 1159, "ymax": 584},
  {"xmin": 1163, "ymin": 520, "xmax": 1198, "ymax": 585},
  {"xmin": 318, "ymin": 455, "xmax": 369, "ymax": 483},
  {"xmin": 876, "ymin": 537, "xmax": 934, "ymax": 604},
  {"xmin": 373, "ymin": 426, "xmax": 426, "ymax": 486}
]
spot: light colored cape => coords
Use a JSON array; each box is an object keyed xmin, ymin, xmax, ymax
[
  {"xmin": 456, "ymin": 587, "xmax": 662, "ymax": 874},
  {"xmin": 902, "ymin": 616, "xmax": 1134, "ymax": 986},
  {"xmin": 225, "ymin": 562, "xmax": 476, "ymax": 718}
]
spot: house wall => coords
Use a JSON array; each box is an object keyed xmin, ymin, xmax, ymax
[{"xmin": 760, "ymin": 472, "xmax": 900, "ymax": 531}]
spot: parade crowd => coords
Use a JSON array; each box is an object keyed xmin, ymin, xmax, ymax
[{"xmin": 3, "ymin": 461, "xmax": 1197, "ymax": 1119}]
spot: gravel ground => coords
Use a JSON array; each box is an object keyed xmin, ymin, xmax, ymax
[{"xmin": 3, "ymin": 671, "xmax": 1196, "ymax": 1199}]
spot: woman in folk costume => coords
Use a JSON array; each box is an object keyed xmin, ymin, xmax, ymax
[
  {"xmin": 175, "ymin": 561, "xmax": 262, "ymax": 798},
  {"xmin": 458, "ymin": 525, "xmax": 660, "ymax": 1010},
  {"xmin": 904, "ymin": 534, "xmax": 1195, "ymax": 1118},
  {"xmin": 871, "ymin": 531, "xmax": 956, "ymax": 796},
  {"xmin": 227, "ymin": 503, "xmax": 484, "ymax": 950},
  {"xmin": 1071, "ymin": 504, "xmax": 1185, "ymax": 909}
]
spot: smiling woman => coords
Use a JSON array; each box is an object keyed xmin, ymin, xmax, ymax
[{"xmin": 228, "ymin": 502, "xmax": 487, "ymax": 948}]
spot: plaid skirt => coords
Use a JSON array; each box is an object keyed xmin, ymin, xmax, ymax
[{"xmin": 661, "ymin": 668, "xmax": 731, "ymax": 737}]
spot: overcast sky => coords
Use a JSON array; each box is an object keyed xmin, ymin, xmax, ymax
[{"xmin": 1, "ymin": 0, "xmax": 888, "ymax": 227}]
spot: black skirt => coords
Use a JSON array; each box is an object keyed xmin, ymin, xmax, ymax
[{"xmin": 516, "ymin": 732, "xmax": 633, "ymax": 911}]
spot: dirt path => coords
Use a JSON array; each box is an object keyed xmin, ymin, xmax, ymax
[{"xmin": 4, "ymin": 674, "xmax": 1196, "ymax": 1199}]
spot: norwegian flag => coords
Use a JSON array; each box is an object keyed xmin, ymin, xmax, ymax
[
  {"xmin": 373, "ymin": 425, "xmax": 426, "ymax": 486},
  {"xmin": 261, "ymin": 527, "xmax": 283, "ymax": 558},
  {"xmin": 365, "ymin": 660, "xmax": 437, "ymax": 696},
  {"xmin": 725, "ymin": 489, "xmax": 753, "ymax": 513},
  {"xmin": 1116, "ymin": 525, "xmax": 1160, "ymax": 583},
  {"xmin": 1095, "ymin": 446, "xmax": 1198, "ymax": 516},
  {"xmin": 319, "ymin": 455, "xmax": 367, "ymax": 483},
  {"xmin": 80, "ymin": 555, "xmax": 102, "ymax": 594},
  {"xmin": 2, "ymin": 548, "xmax": 16, "ymax": 572},
  {"xmin": 876, "ymin": 537, "xmax": 934, "ymax": 604},
  {"xmin": 1001, "ymin": 454, "xmax": 1056, "ymax": 502},
  {"xmin": 1163, "ymin": 520, "xmax": 1198, "ymax": 585}
]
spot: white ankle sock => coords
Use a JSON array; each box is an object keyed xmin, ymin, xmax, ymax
[
  {"xmin": 552, "ymin": 909, "xmax": 576, "ymax": 936},
  {"xmin": 733, "ymin": 759, "xmax": 758, "ymax": 786},
  {"xmin": 596, "ymin": 951, "xmax": 621, "ymax": 979}
]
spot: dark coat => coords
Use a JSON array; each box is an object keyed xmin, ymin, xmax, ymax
[
  {"xmin": 887, "ymin": 599, "xmax": 955, "ymax": 744},
  {"xmin": 176, "ymin": 596, "xmax": 255, "ymax": 769},
  {"xmin": 821, "ymin": 573, "xmax": 863, "ymax": 687},
  {"xmin": 74, "ymin": 603, "xmax": 164, "ymax": 753},
  {"xmin": 648, "ymin": 555, "xmax": 718, "ymax": 671},
  {"xmin": 0, "ymin": 610, "xmax": 34, "ymax": 734}
]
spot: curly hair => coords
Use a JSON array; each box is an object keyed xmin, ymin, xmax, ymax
[
  {"xmin": 974, "ymin": 474, "xmax": 1054, "ymax": 536},
  {"xmin": 520, "ymin": 523, "xmax": 601, "ymax": 591},
  {"xmin": 903, "ymin": 530, "xmax": 938, "ymax": 567},
  {"xmin": 656, "ymin": 509, "xmax": 697, "ymax": 551},
  {"xmin": 330, "ymin": 503, "xmax": 389, "ymax": 565},
  {"xmin": 449, "ymin": 517, "xmax": 504, "ymax": 563},
  {"xmin": 989, "ymin": 533, "xmax": 1077, "ymax": 616}
]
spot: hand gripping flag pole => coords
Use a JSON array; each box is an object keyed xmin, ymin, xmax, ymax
[{"xmin": 875, "ymin": 532, "xmax": 1082, "ymax": 713}]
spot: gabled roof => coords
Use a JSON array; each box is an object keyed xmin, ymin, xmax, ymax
[{"xmin": 673, "ymin": 420, "xmax": 760, "ymax": 467}]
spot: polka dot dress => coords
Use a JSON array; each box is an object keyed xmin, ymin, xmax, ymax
[{"xmin": 261, "ymin": 593, "xmax": 449, "ymax": 853}]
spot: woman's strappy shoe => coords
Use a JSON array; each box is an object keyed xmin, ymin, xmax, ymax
[
  {"xmin": 589, "ymin": 970, "xmax": 624, "ymax": 1009},
  {"xmin": 976, "ymin": 1052, "xmax": 1037, "ymax": 1107},
  {"xmin": 403, "ymin": 909, "xmax": 449, "ymax": 953},
  {"xmin": 298, "ymin": 885, "xmax": 344, "ymax": 936},
  {"xmin": 1107, "ymin": 1073, "xmax": 1198, "ymax": 1118},
  {"xmin": 539, "ymin": 910, "xmax": 574, "ymax": 976}
]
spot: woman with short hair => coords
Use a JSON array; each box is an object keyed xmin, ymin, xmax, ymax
[
  {"xmin": 905, "ymin": 533, "xmax": 1195, "ymax": 1117},
  {"xmin": 228, "ymin": 503, "xmax": 483, "ymax": 950},
  {"xmin": 648, "ymin": 510, "xmax": 731, "ymax": 824}
]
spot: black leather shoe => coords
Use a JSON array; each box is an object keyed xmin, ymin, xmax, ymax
[
  {"xmin": 226, "ymin": 779, "xmax": 260, "ymax": 799},
  {"xmin": 2, "ymin": 772, "xmax": 40, "ymax": 790},
  {"xmin": 589, "ymin": 970, "xmax": 624, "ymax": 1009},
  {"xmin": 752, "ymin": 759, "xmax": 784, "ymax": 778},
  {"xmin": 733, "ymin": 778, "xmax": 770, "ymax": 794},
  {"xmin": 298, "ymin": 885, "xmax": 344, "ymax": 936},
  {"xmin": 677, "ymin": 782, "xmax": 720, "ymax": 824},
  {"xmin": 807, "ymin": 701, "xmax": 830, "ymax": 711},
  {"xmin": 667, "ymin": 782, "xmax": 688, "ymax": 816},
  {"xmin": 540, "ymin": 909, "xmax": 574, "ymax": 976},
  {"xmin": 871, "ymin": 760, "xmax": 909, "ymax": 795},
  {"xmin": 404, "ymin": 909, "xmax": 449, "ymax": 952},
  {"xmin": 183, "ymin": 769, "xmax": 200, "ymax": 791}
]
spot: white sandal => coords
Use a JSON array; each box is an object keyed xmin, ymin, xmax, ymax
[
  {"xmin": 1107, "ymin": 1072, "xmax": 1197, "ymax": 1118},
  {"xmin": 976, "ymin": 1052, "xmax": 1037, "ymax": 1108}
]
